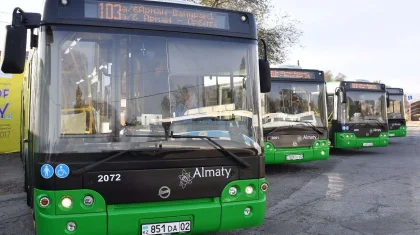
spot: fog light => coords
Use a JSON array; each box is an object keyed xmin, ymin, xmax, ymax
[
  {"xmin": 61, "ymin": 197, "xmax": 72, "ymax": 208},
  {"xmin": 261, "ymin": 183, "xmax": 268, "ymax": 192},
  {"xmin": 83, "ymin": 195, "xmax": 94, "ymax": 206},
  {"xmin": 244, "ymin": 207, "xmax": 251, "ymax": 216},
  {"xmin": 39, "ymin": 197, "xmax": 50, "ymax": 207},
  {"xmin": 67, "ymin": 222, "xmax": 76, "ymax": 232},
  {"xmin": 245, "ymin": 186, "xmax": 253, "ymax": 195},
  {"xmin": 229, "ymin": 187, "xmax": 237, "ymax": 196}
]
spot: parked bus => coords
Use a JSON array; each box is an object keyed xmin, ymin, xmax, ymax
[
  {"xmin": 386, "ymin": 87, "xmax": 407, "ymax": 137},
  {"xmin": 326, "ymin": 81, "xmax": 390, "ymax": 149},
  {"xmin": 1, "ymin": 0, "xmax": 272, "ymax": 234},
  {"xmin": 262, "ymin": 67, "xmax": 329, "ymax": 164}
]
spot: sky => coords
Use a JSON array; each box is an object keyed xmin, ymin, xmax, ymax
[
  {"xmin": 1, "ymin": 0, "xmax": 419, "ymax": 101},
  {"xmin": 273, "ymin": 0, "xmax": 420, "ymax": 101}
]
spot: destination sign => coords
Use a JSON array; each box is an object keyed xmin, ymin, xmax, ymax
[
  {"xmin": 270, "ymin": 70, "xmax": 316, "ymax": 79},
  {"xmin": 84, "ymin": 0, "xmax": 230, "ymax": 30},
  {"xmin": 346, "ymin": 82, "xmax": 382, "ymax": 90},
  {"xmin": 386, "ymin": 88, "xmax": 404, "ymax": 94}
]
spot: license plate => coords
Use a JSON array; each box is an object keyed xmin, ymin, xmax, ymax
[
  {"xmin": 389, "ymin": 133, "xmax": 395, "ymax": 136},
  {"xmin": 363, "ymin": 142, "xmax": 373, "ymax": 147},
  {"xmin": 141, "ymin": 221, "xmax": 191, "ymax": 235},
  {"xmin": 286, "ymin": 154, "xmax": 303, "ymax": 160}
]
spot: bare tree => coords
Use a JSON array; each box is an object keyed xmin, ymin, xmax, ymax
[
  {"xmin": 324, "ymin": 70, "xmax": 346, "ymax": 82},
  {"xmin": 187, "ymin": 0, "xmax": 303, "ymax": 64}
]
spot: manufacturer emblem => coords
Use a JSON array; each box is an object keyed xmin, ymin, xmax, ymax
[
  {"xmin": 179, "ymin": 169, "xmax": 194, "ymax": 189},
  {"xmin": 297, "ymin": 135, "xmax": 302, "ymax": 142},
  {"xmin": 158, "ymin": 186, "xmax": 171, "ymax": 199},
  {"xmin": 293, "ymin": 141, "xmax": 298, "ymax": 147}
]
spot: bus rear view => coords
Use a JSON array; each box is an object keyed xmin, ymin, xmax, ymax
[
  {"xmin": 386, "ymin": 88, "xmax": 407, "ymax": 137},
  {"xmin": 327, "ymin": 81, "xmax": 390, "ymax": 149},
  {"xmin": 1, "ymin": 0, "xmax": 271, "ymax": 234},
  {"xmin": 262, "ymin": 68, "xmax": 329, "ymax": 164}
]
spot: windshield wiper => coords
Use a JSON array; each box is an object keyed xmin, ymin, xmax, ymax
[
  {"xmin": 365, "ymin": 118, "xmax": 386, "ymax": 129},
  {"xmin": 295, "ymin": 121, "xmax": 323, "ymax": 135},
  {"xmin": 170, "ymin": 132, "xmax": 251, "ymax": 169},
  {"xmin": 72, "ymin": 147, "xmax": 148, "ymax": 176}
]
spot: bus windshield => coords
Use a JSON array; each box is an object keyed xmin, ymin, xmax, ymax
[
  {"xmin": 343, "ymin": 91, "xmax": 387, "ymax": 123},
  {"xmin": 262, "ymin": 82, "xmax": 327, "ymax": 128},
  {"xmin": 388, "ymin": 95, "xmax": 404, "ymax": 119},
  {"xmin": 37, "ymin": 26, "xmax": 261, "ymax": 153}
]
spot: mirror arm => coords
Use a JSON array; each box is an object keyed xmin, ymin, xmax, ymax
[
  {"xmin": 259, "ymin": 39, "xmax": 268, "ymax": 62},
  {"xmin": 11, "ymin": 7, "xmax": 41, "ymax": 29}
]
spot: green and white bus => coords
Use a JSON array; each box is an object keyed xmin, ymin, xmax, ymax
[
  {"xmin": 386, "ymin": 87, "xmax": 407, "ymax": 137},
  {"xmin": 262, "ymin": 67, "xmax": 329, "ymax": 164},
  {"xmin": 326, "ymin": 81, "xmax": 390, "ymax": 149},
  {"xmin": 1, "ymin": 0, "xmax": 272, "ymax": 234}
]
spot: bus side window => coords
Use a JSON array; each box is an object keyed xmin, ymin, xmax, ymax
[{"xmin": 327, "ymin": 95, "xmax": 334, "ymax": 121}]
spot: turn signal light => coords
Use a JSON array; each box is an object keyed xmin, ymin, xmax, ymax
[
  {"xmin": 261, "ymin": 183, "xmax": 268, "ymax": 192},
  {"xmin": 39, "ymin": 197, "xmax": 50, "ymax": 207}
]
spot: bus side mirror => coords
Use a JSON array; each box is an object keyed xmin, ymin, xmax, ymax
[
  {"xmin": 259, "ymin": 59, "xmax": 271, "ymax": 93},
  {"xmin": 341, "ymin": 90, "xmax": 347, "ymax": 104},
  {"xmin": 259, "ymin": 39, "xmax": 271, "ymax": 93},
  {"xmin": 386, "ymin": 91, "xmax": 390, "ymax": 107},
  {"xmin": 1, "ymin": 25, "xmax": 27, "ymax": 74}
]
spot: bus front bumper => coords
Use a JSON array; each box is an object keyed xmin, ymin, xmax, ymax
[
  {"xmin": 388, "ymin": 126, "xmax": 407, "ymax": 137},
  {"xmin": 34, "ymin": 179, "xmax": 267, "ymax": 235},
  {"xmin": 334, "ymin": 133, "xmax": 389, "ymax": 148},
  {"xmin": 264, "ymin": 141, "xmax": 330, "ymax": 165}
]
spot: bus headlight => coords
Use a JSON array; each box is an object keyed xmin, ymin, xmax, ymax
[
  {"xmin": 83, "ymin": 195, "xmax": 94, "ymax": 206},
  {"xmin": 245, "ymin": 186, "xmax": 254, "ymax": 195},
  {"xmin": 244, "ymin": 207, "xmax": 251, "ymax": 216},
  {"xmin": 229, "ymin": 187, "xmax": 237, "ymax": 196},
  {"xmin": 315, "ymin": 142, "xmax": 320, "ymax": 147},
  {"xmin": 67, "ymin": 222, "xmax": 76, "ymax": 232},
  {"xmin": 61, "ymin": 197, "xmax": 72, "ymax": 208}
]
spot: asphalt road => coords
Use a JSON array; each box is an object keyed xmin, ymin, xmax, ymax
[{"xmin": 1, "ymin": 126, "xmax": 419, "ymax": 235}]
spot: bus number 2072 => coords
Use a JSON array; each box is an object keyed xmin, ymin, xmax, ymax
[{"xmin": 98, "ymin": 174, "xmax": 121, "ymax": 182}]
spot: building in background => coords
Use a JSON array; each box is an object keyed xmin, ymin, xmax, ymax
[{"xmin": 411, "ymin": 101, "xmax": 420, "ymax": 121}]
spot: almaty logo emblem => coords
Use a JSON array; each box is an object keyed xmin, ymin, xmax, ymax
[{"xmin": 179, "ymin": 169, "xmax": 194, "ymax": 189}]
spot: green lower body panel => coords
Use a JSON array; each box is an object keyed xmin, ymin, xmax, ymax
[
  {"xmin": 388, "ymin": 126, "xmax": 407, "ymax": 137},
  {"xmin": 33, "ymin": 178, "xmax": 267, "ymax": 235},
  {"xmin": 333, "ymin": 132, "xmax": 389, "ymax": 149},
  {"xmin": 264, "ymin": 141, "xmax": 329, "ymax": 165},
  {"xmin": 36, "ymin": 211, "xmax": 107, "ymax": 235}
]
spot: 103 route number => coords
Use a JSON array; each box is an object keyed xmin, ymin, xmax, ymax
[{"xmin": 98, "ymin": 174, "xmax": 121, "ymax": 182}]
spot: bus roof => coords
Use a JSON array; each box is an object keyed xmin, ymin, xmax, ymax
[
  {"xmin": 144, "ymin": 0, "xmax": 203, "ymax": 6},
  {"xmin": 40, "ymin": 0, "xmax": 257, "ymax": 39}
]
